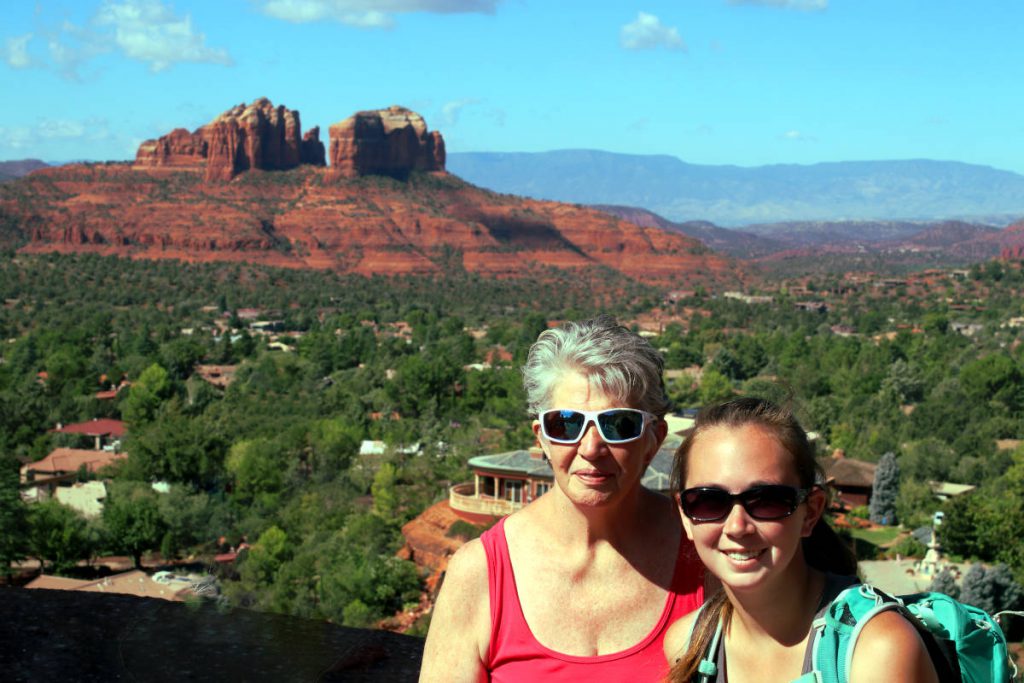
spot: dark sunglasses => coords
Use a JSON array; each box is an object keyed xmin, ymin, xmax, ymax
[
  {"xmin": 680, "ymin": 485, "xmax": 812, "ymax": 522},
  {"xmin": 539, "ymin": 408, "xmax": 656, "ymax": 445}
]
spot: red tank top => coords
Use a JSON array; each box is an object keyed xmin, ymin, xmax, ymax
[{"xmin": 481, "ymin": 517, "xmax": 704, "ymax": 682}]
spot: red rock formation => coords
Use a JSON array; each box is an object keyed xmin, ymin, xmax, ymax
[
  {"xmin": 134, "ymin": 98, "xmax": 311, "ymax": 181},
  {"xmin": 301, "ymin": 127, "xmax": 326, "ymax": 166},
  {"xmin": 2, "ymin": 162, "xmax": 742, "ymax": 288},
  {"xmin": 134, "ymin": 128, "xmax": 208, "ymax": 169},
  {"xmin": 329, "ymin": 106, "xmax": 445, "ymax": 178},
  {"xmin": 997, "ymin": 221, "xmax": 1024, "ymax": 260},
  {"xmin": 203, "ymin": 98, "xmax": 306, "ymax": 182}
]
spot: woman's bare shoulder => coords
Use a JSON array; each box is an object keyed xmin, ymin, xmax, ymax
[
  {"xmin": 663, "ymin": 609, "xmax": 701, "ymax": 663},
  {"xmin": 443, "ymin": 537, "xmax": 490, "ymax": 592},
  {"xmin": 419, "ymin": 538, "xmax": 491, "ymax": 683},
  {"xmin": 850, "ymin": 610, "xmax": 939, "ymax": 683}
]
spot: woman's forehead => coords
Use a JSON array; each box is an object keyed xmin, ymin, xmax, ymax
[
  {"xmin": 687, "ymin": 424, "xmax": 796, "ymax": 481},
  {"xmin": 549, "ymin": 370, "xmax": 629, "ymax": 406}
]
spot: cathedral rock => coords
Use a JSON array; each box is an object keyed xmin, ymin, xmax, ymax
[
  {"xmin": 134, "ymin": 98, "xmax": 323, "ymax": 181},
  {"xmin": 329, "ymin": 106, "xmax": 446, "ymax": 178},
  {"xmin": 134, "ymin": 100, "xmax": 445, "ymax": 182}
]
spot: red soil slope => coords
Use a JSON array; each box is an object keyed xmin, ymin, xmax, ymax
[{"xmin": 1, "ymin": 163, "xmax": 740, "ymax": 288}]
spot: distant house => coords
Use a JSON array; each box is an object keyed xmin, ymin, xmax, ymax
[
  {"xmin": 950, "ymin": 322, "xmax": 984, "ymax": 337},
  {"xmin": 50, "ymin": 418, "xmax": 126, "ymax": 450},
  {"xmin": 929, "ymin": 481, "xmax": 975, "ymax": 501},
  {"xmin": 54, "ymin": 481, "xmax": 108, "ymax": 518},
  {"xmin": 795, "ymin": 301, "xmax": 828, "ymax": 313},
  {"xmin": 195, "ymin": 364, "xmax": 238, "ymax": 389},
  {"xmin": 21, "ymin": 447, "xmax": 126, "ymax": 484},
  {"xmin": 818, "ymin": 451, "xmax": 876, "ymax": 509},
  {"xmin": 449, "ymin": 442, "xmax": 678, "ymax": 519}
]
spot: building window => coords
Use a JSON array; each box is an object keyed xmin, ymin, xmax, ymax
[
  {"xmin": 506, "ymin": 480, "xmax": 523, "ymax": 503},
  {"xmin": 534, "ymin": 482, "xmax": 550, "ymax": 497}
]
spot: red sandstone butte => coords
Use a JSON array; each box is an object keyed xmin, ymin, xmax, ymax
[
  {"xmin": 329, "ymin": 105, "xmax": 445, "ymax": 178},
  {"xmin": 134, "ymin": 98, "xmax": 323, "ymax": 182}
]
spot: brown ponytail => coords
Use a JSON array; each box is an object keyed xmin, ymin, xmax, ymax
[{"xmin": 666, "ymin": 589, "xmax": 731, "ymax": 682}]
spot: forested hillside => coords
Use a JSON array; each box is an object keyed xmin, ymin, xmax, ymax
[{"xmin": 1, "ymin": 252, "xmax": 1022, "ymax": 630}]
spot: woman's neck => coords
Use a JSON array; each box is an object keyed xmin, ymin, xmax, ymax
[
  {"xmin": 726, "ymin": 562, "xmax": 825, "ymax": 646},
  {"xmin": 547, "ymin": 485, "xmax": 665, "ymax": 548}
]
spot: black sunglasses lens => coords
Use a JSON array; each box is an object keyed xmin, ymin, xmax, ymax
[
  {"xmin": 544, "ymin": 410, "xmax": 584, "ymax": 441},
  {"xmin": 683, "ymin": 489, "xmax": 732, "ymax": 521},
  {"xmin": 744, "ymin": 486, "xmax": 799, "ymax": 520},
  {"xmin": 598, "ymin": 410, "xmax": 644, "ymax": 441}
]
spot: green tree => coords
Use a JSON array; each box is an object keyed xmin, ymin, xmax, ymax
[
  {"xmin": 895, "ymin": 478, "xmax": 938, "ymax": 530},
  {"xmin": 371, "ymin": 462, "xmax": 399, "ymax": 518},
  {"xmin": 102, "ymin": 488, "xmax": 165, "ymax": 568},
  {"xmin": 0, "ymin": 453, "xmax": 28, "ymax": 579},
  {"xmin": 28, "ymin": 500, "xmax": 92, "ymax": 574},
  {"xmin": 121, "ymin": 363, "xmax": 171, "ymax": 424},
  {"xmin": 240, "ymin": 525, "xmax": 291, "ymax": 586},
  {"xmin": 225, "ymin": 438, "xmax": 286, "ymax": 505},
  {"xmin": 698, "ymin": 368, "xmax": 735, "ymax": 406}
]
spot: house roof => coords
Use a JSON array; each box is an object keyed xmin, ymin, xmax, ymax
[
  {"xmin": 468, "ymin": 450, "xmax": 551, "ymax": 477},
  {"xmin": 819, "ymin": 455, "xmax": 876, "ymax": 488},
  {"xmin": 467, "ymin": 443, "xmax": 678, "ymax": 492},
  {"xmin": 50, "ymin": 418, "xmax": 127, "ymax": 438},
  {"xmin": 930, "ymin": 481, "xmax": 976, "ymax": 497},
  {"xmin": 26, "ymin": 570, "xmax": 191, "ymax": 602},
  {"xmin": 24, "ymin": 575, "xmax": 93, "ymax": 590},
  {"xmin": 26, "ymin": 448, "xmax": 126, "ymax": 475}
]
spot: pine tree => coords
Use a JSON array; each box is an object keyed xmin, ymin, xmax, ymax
[
  {"xmin": 957, "ymin": 563, "xmax": 1024, "ymax": 615},
  {"xmin": 960, "ymin": 564, "xmax": 991, "ymax": 612},
  {"xmin": 869, "ymin": 451, "xmax": 900, "ymax": 525},
  {"xmin": 0, "ymin": 452, "xmax": 29, "ymax": 581},
  {"xmin": 929, "ymin": 566, "xmax": 960, "ymax": 599}
]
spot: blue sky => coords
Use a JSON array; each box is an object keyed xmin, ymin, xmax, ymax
[{"xmin": 2, "ymin": 0, "xmax": 1023, "ymax": 173}]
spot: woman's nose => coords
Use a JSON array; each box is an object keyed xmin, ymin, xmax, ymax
[
  {"xmin": 576, "ymin": 421, "xmax": 604, "ymax": 457},
  {"xmin": 723, "ymin": 502, "xmax": 754, "ymax": 536}
]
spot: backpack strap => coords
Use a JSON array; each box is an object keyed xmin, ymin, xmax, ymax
[
  {"xmin": 696, "ymin": 614, "xmax": 723, "ymax": 682},
  {"xmin": 840, "ymin": 587, "xmax": 905, "ymax": 679}
]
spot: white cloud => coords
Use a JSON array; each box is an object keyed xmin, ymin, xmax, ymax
[
  {"xmin": 728, "ymin": 0, "xmax": 827, "ymax": 11},
  {"xmin": 14, "ymin": 0, "xmax": 232, "ymax": 78},
  {"xmin": 0, "ymin": 118, "xmax": 107, "ymax": 152},
  {"xmin": 94, "ymin": 0, "xmax": 233, "ymax": 72},
  {"xmin": 3, "ymin": 33, "xmax": 34, "ymax": 68},
  {"xmin": 781, "ymin": 130, "xmax": 817, "ymax": 142},
  {"xmin": 439, "ymin": 98, "xmax": 480, "ymax": 126},
  {"xmin": 620, "ymin": 12, "xmax": 686, "ymax": 52},
  {"xmin": 257, "ymin": 0, "xmax": 500, "ymax": 28}
]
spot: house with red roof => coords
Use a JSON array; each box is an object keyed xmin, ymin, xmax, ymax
[
  {"xmin": 50, "ymin": 418, "xmax": 126, "ymax": 450},
  {"xmin": 21, "ymin": 447, "xmax": 126, "ymax": 484}
]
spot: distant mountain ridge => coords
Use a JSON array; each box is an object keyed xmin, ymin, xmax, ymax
[
  {"xmin": 594, "ymin": 204, "xmax": 1024, "ymax": 273},
  {"xmin": 447, "ymin": 150, "xmax": 1024, "ymax": 226},
  {"xmin": 0, "ymin": 159, "xmax": 48, "ymax": 182}
]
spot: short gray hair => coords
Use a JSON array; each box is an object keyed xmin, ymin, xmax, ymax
[{"xmin": 522, "ymin": 315, "xmax": 669, "ymax": 416}]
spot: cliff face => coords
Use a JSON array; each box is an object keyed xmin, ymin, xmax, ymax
[
  {"xmin": 134, "ymin": 100, "xmax": 439, "ymax": 182},
  {"xmin": 329, "ymin": 106, "xmax": 445, "ymax": 178},
  {"xmin": 0, "ymin": 162, "xmax": 740, "ymax": 288},
  {"xmin": 135, "ymin": 98, "xmax": 314, "ymax": 181}
]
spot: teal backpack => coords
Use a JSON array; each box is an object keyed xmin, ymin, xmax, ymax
[
  {"xmin": 695, "ymin": 584, "xmax": 1018, "ymax": 682},
  {"xmin": 808, "ymin": 584, "xmax": 1016, "ymax": 683}
]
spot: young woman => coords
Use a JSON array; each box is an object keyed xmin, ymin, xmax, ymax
[
  {"xmin": 664, "ymin": 398, "xmax": 939, "ymax": 683},
  {"xmin": 420, "ymin": 317, "xmax": 705, "ymax": 682}
]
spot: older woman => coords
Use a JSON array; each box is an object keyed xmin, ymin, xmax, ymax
[{"xmin": 420, "ymin": 316, "xmax": 705, "ymax": 681}]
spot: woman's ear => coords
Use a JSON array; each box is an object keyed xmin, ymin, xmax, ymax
[
  {"xmin": 801, "ymin": 487, "xmax": 827, "ymax": 537},
  {"xmin": 644, "ymin": 417, "xmax": 669, "ymax": 466},
  {"xmin": 532, "ymin": 420, "xmax": 549, "ymax": 459}
]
